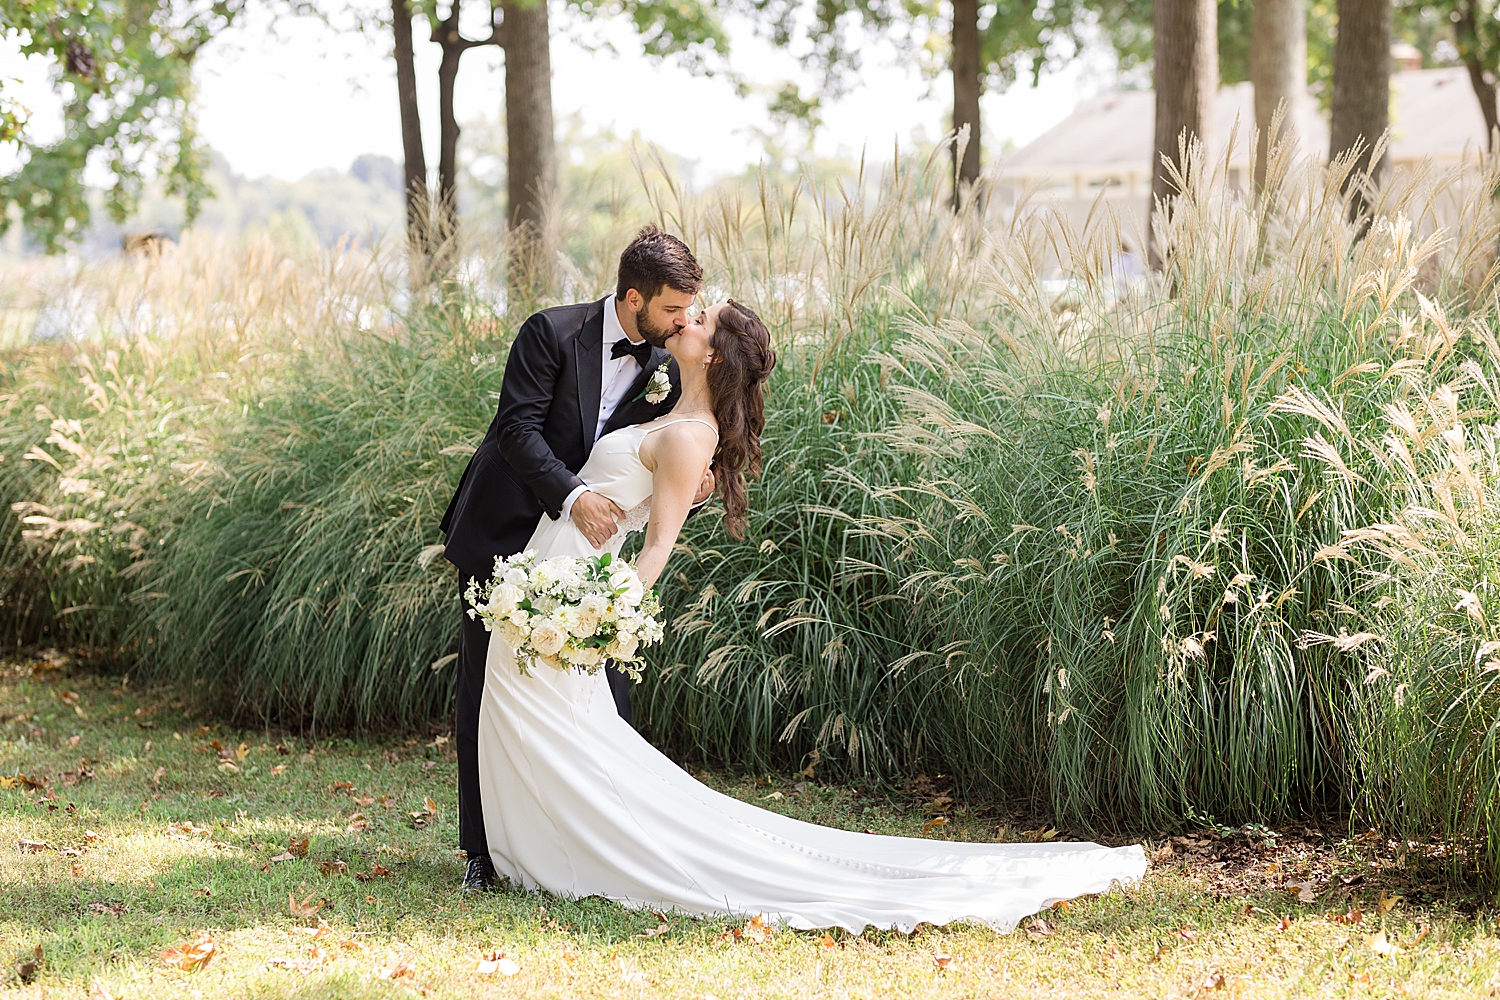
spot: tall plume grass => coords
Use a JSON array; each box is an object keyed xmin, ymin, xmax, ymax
[{"xmin": 7, "ymin": 138, "xmax": 1500, "ymax": 874}]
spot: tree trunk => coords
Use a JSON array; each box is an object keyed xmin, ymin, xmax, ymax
[
  {"xmin": 1456, "ymin": 0, "xmax": 1499, "ymax": 152},
  {"xmin": 951, "ymin": 0, "xmax": 981, "ymax": 210},
  {"xmin": 1329, "ymin": 0, "xmax": 1391, "ymax": 197},
  {"xmin": 1150, "ymin": 0, "xmax": 1218, "ymax": 268},
  {"xmin": 502, "ymin": 0, "xmax": 556, "ymax": 297},
  {"xmin": 392, "ymin": 0, "xmax": 429, "ymax": 259},
  {"xmin": 1249, "ymin": 0, "xmax": 1306, "ymax": 187},
  {"xmin": 436, "ymin": 14, "xmax": 463, "ymax": 241}
]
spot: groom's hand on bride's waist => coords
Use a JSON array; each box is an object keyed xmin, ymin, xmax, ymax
[{"xmin": 572, "ymin": 491, "xmax": 624, "ymax": 548}]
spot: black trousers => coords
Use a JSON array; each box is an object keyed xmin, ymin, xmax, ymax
[{"xmin": 454, "ymin": 580, "xmax": 635, "ymax": 858}]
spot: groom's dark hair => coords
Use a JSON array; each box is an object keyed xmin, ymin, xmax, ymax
[{"xmin": 616, "ymin": 224, "xmax": 703, "ymax": 303}]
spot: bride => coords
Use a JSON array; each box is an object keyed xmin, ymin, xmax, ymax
[{"xmin": 476, "ymin": 299, "xmax": 1146, "ymax": 933}]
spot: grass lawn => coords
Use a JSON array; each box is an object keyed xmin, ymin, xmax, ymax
[{"xmin": 2, "ymin": 652, "xmax": 1498, "ymax": 999}]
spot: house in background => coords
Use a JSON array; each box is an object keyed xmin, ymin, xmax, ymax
[{"xmin": 995, "ymin": 68, "xmax": 1490, "ymax": 245}]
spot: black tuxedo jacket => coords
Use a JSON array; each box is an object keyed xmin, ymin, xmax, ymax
[{"xmin": 440, "ymin": 298, "xmax": 681, "ymax": 583}]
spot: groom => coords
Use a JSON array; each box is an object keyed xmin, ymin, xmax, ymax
[{"xmin": 439, "ymin": 225, "xmax": 710, "ymax": 893}]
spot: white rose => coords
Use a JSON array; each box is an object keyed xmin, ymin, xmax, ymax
[
  {"xmin": 612, "ymin": 631, "xmax": 639, "ymax": 660},
  {"xmin": 573, "ymin": 612, "xmax": 600, "ymax": 638},
  {"xmin": 609, "ymin": 568, "xmax": 645, "ymax": 606},
  {"xmin": 507, "ymin": 607, "xmax": 531, "ymax": 628},
  {"xmin": 580, "ymin": 594, "xmax": 608, "ymax": 618},
  {"xmin": 574, "ymin": 646, "xmax": 603, "ymax": 667},
  {"xmin": 530, "ymin": 618, "xmax": 567, "ymax": 656},
  {"xmin": 502, "ymin": 566, "xmax": 528, "ymax": 587},
  {"xmin": 486, "ymin": 582, "xmax": 523, "ymax": 617},
  {"xmin": 497, "ymin": 620, "xmax": 527, "ymax": 649}
]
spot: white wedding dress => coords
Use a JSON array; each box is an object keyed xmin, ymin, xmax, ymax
[{"xmin": 477, "ymin": 418, "xmax": 1147, "ymax": 932}]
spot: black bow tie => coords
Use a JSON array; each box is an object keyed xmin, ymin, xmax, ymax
[{"xmin": 610, "ymin": 337, "xmax": 653, "ymax": 366}]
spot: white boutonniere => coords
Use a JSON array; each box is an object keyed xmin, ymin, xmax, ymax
[{"xmin": 636, "ymin": 362, "xmax": 671, "ymax": 404}]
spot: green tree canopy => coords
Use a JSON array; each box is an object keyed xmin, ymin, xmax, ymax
[{"xmin": 1, "ymin": 0, "xmax": 249, "ymax": 251}]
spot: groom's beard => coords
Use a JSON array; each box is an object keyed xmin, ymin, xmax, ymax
[{"xmin": 636, "ymin": 312, "xmax": 678, "ymax": 349}]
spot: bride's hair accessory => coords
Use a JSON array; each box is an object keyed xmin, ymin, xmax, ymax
[
  {"xmin": 703, "ymin": 298, "xmax": 777, "ymax": 539},
  {"xmin": 633, "ymin": 362, "xmax": 672, "ymax": 405}
]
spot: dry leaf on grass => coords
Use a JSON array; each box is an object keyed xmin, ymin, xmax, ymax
[
  {"xmin": 375, "ymin": 960, "xmax": 414, "ymax": 980},
  {"xmin": 1378, "ymin": 890, "xmax": 1403, "ymax": 914},
  {"xmin": 318, "ymin": 860, "xmax": 348, "ymax": 877},
  {"xmin": 162, "ymin": 932, "xmax": 216, "ymax": 971},
  {"xmin": 636, "ymin": 920, "xmax": 672, "ymax": 939},
  {"xmin": 1368, "ymin": 930, "xmax": 1401, "ymax": 956},
  {"xmin": 287, "ymin": 834, "xmax": 310, "ymax": 858},
  {"xmin": 288, "ymin": 892, "xmax": 324, "ymax": 919},
  {"xmin": 267, "ymin": 945, "xmax": 332, "ymax": 975},
  {"xmin": 613, "ymin": 954, "xmax": 647, "ymax": 984},
  {"xmin": 933, "ymin": 953, "xmax": 954, "ymax": 971},
  {"xmin": 87, "ymin": 983, "xmax": 124, "ymax": 1000},
  {"xmin": 16, "ymin": 944, "xmax": 42, "ymax": 984},
  {"xmin": 475, "ymin": 950, "xmax": 519, "ymax": 976},
  {"xmin": 922, "ymin": 817, "xmax": 949, "ymax": 833},
  {"xmin": 1200, "ymin": 970, "xmax": 1225, "ymax": 991},
  {"xmin": 18, "ymin": 839, "xmax": 51, "ymax": 853},
  {"xmin": 818, "ymin": 934, "xmax": 838, "ymax": 950},
  {"xmin": 269, "ymin": 852, "xmax": 295, "ymax": 863},
  {"xmin": 270, "ymin": 764, "xmax": 287, "ymax": 776},
  {"xmin": 1286, "ymin": 880, "xmax": 1317, "ymax": 903}
]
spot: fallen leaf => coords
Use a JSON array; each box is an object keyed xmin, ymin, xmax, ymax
[
  {"xmin": 18, "ymin": 839, "xmax": 51, "ymax": 853},
  {"xmin": 353, "ymin": 794, "xmax": 375, "ymax": 807},
  {"xmin": 475, "ymin": 950, "xmax": 520, "ymax": 976},
  {"xmin": 1172, "ymin": 926, "xmax": 1198, "ymax": 942},
  {"xmin": 1287, "ymin": 880, "xmax": 1317, "ymax": 904},
  {"xmin": 818, "ymin": 934, "xmax": 837, "ymax": 950},
  {"xmin": 59, "ymin": 690, "xmax": 80, "ymax": 705},
  {"xmin": 933, "ymin": 953, "xmax": 954, "ymax": 970},
  {"xmin": 329, "ymin": 781, "xmax": 354, "ymax": 794},
  {"xmin": 742, "ymin": 913, "xmax": 772, "ymax": 944},
  {"xmin": 16, "ymin": 944, "xmax": 42, "ymax": 983},
  {"xmin": 370, "ymin": 863, "xmax": 393, "ymax": 877},
  {"xmin": 1278, "ymin": 916, "xmax": 1293, "ymax": 931},
  {"xmin": 162, "ymin": 932, "xmax": 217, "ymax": 971},
  {"xmin": 270, "ymin": 764, "xmax": 287, "ymax": 776},
  {"xmin": 287, "ymin": 834, "xmax": 310, "ymax": 859},
  {"xmin": 1200, "ymin": 970, "xmax": 1225, "ymax": 991},
  {"xmin": 86, "ymin": 983, "xmax": 124, "ymax": 1000},
  {"xmin": 761, "ymin": 791, "xmax": 784, "ymax": 801},
  {"xmin": 1025, "ymin": 918, "xmax": 1052, "ymax": 940},
  {"xmin": 318, "ymin": 860, "xmax": 348, "ymax": 877},
  {"xmin": 637, "ymin": 920, "xmax": 672, "ymax": 939},
  {"xmin": 613, "ymin": 953, "xmax": 647, "ymax": 984},
  {"xmin": 922, "ymin": 816, "xmax": 949, "ymax": 833},
  {"xmin": 1378, "ymin": 890, "xmax": 1403, "ymax": 914},
  {"xmin": 375, "ymin": 960, "xmax": 414, "ymax": 980},
  {"xmin": 288, "ymin": 892, "xmax": 324, "ymax": 919},
  {"xmin": 424, "ymin": 797, "xmax": 438, "ymax": 814},
  {"xmin": 269, "ymin": 852, "xmax": 295, "ymax": 863},
  {"xmin": 1368, "ymin": 930, "xmax": 1401, "ymax": 956}
]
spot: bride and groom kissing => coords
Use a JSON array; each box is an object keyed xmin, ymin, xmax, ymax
[{"xmin": 438, "ymin": 225, "xmax": 1146, "ymax": 932}]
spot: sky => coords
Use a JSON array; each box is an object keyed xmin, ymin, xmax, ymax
[{"xmin": 3, "ymin": 4, "xmax": 1107, "ymax": 186}]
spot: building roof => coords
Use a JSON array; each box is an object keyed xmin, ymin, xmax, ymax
[{"xmin": 1000, "ymin": 69, "xmax": 1487, "ymax": 179}]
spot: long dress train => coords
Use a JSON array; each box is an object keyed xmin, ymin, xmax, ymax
[{"xmin": 477, "ymin": 418, "xmax": 1147, "ymax": 933}]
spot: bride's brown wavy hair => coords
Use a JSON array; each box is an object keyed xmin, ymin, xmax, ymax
[{"xmin": 706, "ymin": 299, "xmax": 776, "ymax": 539}]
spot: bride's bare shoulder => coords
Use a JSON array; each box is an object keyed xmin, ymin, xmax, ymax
[{"xmin": 641, "ymin": 419, "xmax": 717, "ymax": 469}]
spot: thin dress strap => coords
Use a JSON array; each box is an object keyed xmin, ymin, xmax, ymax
[{"xmin": 641, "ymin": 417, "xmax": 718, "ymax": 440}]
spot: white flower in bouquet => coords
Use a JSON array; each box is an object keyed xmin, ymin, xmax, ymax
[
  {"xmin": 530, "ymin": 618, "xmax": 568, "ymax": 656},
  {"xmin": 486, "ymin": 582, "xmax": 524, "ymax": 617},
  {"xmin": 611, "ymin": 631, "xmax": 640, "ymax": 660},
  {"xmin": 497, "ymin": 620, "xmax": 528, "ymax": 648},
  {"xmin": 465, "ymin": 551, "xmax": 665, "ymax": 681},
  {"xmin": 609, "ymin": 566, "xmax": 645, "ymax": 606}
]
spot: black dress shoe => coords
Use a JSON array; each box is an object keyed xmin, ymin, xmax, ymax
[{"xmin": 460, "ymin": 853, "xmax": 497, "ymax": 894}]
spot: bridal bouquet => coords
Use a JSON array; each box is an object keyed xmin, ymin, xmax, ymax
[{"xmin": 464, "ymin": 551, "xmax": 664, "ymax": 681}]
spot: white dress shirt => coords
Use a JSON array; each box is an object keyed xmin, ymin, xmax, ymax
[{"xmin": 561, "ymin": 294, "xmax": 645, "ymax": 519}]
